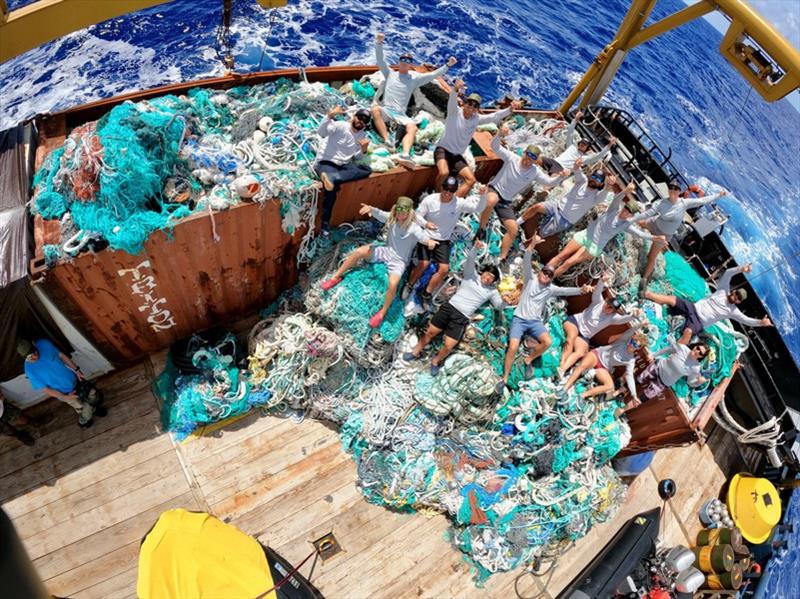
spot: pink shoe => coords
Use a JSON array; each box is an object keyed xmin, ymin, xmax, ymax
[
  {"xmin": 321, "ymin": 277, "xmax": 342, "ymax": 291},
  {"xmin": 368, "ymin": 312, "xmax": 384, "ymax": 328}
]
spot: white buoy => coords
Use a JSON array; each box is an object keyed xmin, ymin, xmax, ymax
[{"xmin": 233, "ymin": 174, "xmax": 262, "ymax": 199}]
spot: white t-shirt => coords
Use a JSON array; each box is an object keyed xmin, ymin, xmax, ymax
[
  {"xmin": 316, "ymin": 118, "xmax": 366, "ymax": 166},
  {"xmin": 416, "ymin": 193, "xmax": 485, "ymax": 241},
  {"xmin": 438, "ymin": 88, "xmax": 511, "ymax": 156}
]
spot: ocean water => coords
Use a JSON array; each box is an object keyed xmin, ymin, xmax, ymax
[
  {"xmin": 759, "ymin": 488, "xmax": 798, "ymax": 599},
  {"xmin": 1, "ymin": 0, "xmax": 799, "ymax": 364}
]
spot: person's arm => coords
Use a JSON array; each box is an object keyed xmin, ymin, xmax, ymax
[
  {"xmin": 477, "ymin": 106, "xmax": 512, "ymax": 126},
  {"xmin": 317, "ymin": 117, "xmax": 334, "ymax": 137},
  {"xmin": 42, "ymin": 385, "xmax": 77, "ymax": 401},
  {"xmin": 627, "ymin": 223, "xmax": 655, "ymax": 240},
  {"xmin": 653, "ymin": 337, "xmax": 679, "ymax": 358},
  {"xmin": 375, "ymin": 37, "xmax": 390, "ymax": 77},
  {"xmin": 716, "ymin": 264, "xmax": 747, "ymax": 292},
  {"xmin": 370, "ymin": 207, "xmax": 390, "ymax": 223},
  {"xmin": 573, "ymin": 166, "xmax": 587, "ymax": 186},
  {"xmin": 463, "ymin": 244, "xmax": 479, "ymax": 279},
  {"xmin": 591, "ymin": 278, "xmax": 605, "ymax": 305},
  {"xmin": 447, "ymin": 85, "xmax": 460, "ymax": 116},
  {"xmin": 565, "ymin": 114, "xmax": 579, "ymax": 146},
  {"xmin": 522, "ymin": 246, "xmax": 534, "ymax": 283},
  {"xmin": 583, "ymin": 144, "xmax": 611, "ymax": 166},
  {"xmin": 630, "ymin": 205, "xmax": 658, "ymax": 224},
  {"xmin": 413, "ymin": 62, "xmax": 451, "ymax": 86},
  {"xmin": 623, "ymin": 361, "xmax": 638, "ymax": 402},
  {"xmin": 730, "ymin": 308, "xmax": 769, "ymax": 328},
  {"xmin": 489, "ymin": 130, "xmax": 515, "ymax": 162},
  {"xmin": 552, "ymin": 283, "xmax": 589, "ymax": 297},
  {"xmin": 411, "ymin": 223, "xmax": 432, "ymax": 244},
  {"xmin": 534, "ymin": 167, "xmax": 566, "ymax": 189},
  {"xmin": 684, "ymin": 191, "xmax": 726, "ymax": 210},
  {"xmin": 58, "ymin": 351, "xmax": 84, "ymax": 380}
]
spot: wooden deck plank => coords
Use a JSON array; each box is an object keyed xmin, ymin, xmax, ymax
[
  {"xmin": 70, "ymin": 566, "xmax": 138, "ymax": 599},
  {"xmin": 45, "ymin": 541, "xmax": 140, "ymax": 597}
]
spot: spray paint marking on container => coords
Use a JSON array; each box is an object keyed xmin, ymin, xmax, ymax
[{"xmin": 118, "ymin": 260, "xmax": 177, "ymax": 332}]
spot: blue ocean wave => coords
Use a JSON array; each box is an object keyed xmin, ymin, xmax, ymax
[{"xmin": 1, "ymin": 0, "xmax": 798, "ymax": 363}]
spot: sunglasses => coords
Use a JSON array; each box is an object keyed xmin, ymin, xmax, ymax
[
  {"xmin": 466, "ymin": 100, "xmax": 480, "ymax": 108},
  {"xmin": 541, "ymin": 269, "xmax": 554, "ymax": 278},
  {"xmin": 525, "ymin": 151, "xmax": 538, "ymax": 160},
  {"xmin": 628, "ymin": 338, "xmax": 642, "ymax": 349},
  {"xmin": 399, "ymin": 56, "xmax": 413, "ymax": 63},
  {"xmin": 590, "ymin": 174, "xmax": 605, "ymax": 182}
]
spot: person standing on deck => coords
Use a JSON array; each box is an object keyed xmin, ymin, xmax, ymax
[
  {"xmin": 633, "ymin": 181, "xmax": 728, "ymax": 289},
  {"xmin": 637, "ymin": 338, "xmax": 709, "ymax": 401},
  {"xmin": 558, "ymin": 272, "xmax": 636, "ymax": 378},
  {"xmin": 402, "ymin": 176, "xmax": 486, "ymax": 308},
  {"xmin": 563, "ymin": 328, "xmax": 646, "ymax": 410},
  {"xmin": 552, "ymin": 110, "xmax": 617, "ymax": 171},
  {"xmin": 517, "ymin": 157, "xmax": 617, "ymax": 241},
  {"xmin": 17, "ymin": 338, "xmax": 106, "ymax": 428},
  {"xmin": 643, "ymin": 263, "xmax": 772, "ymax": 344},
  {"xmin": 435, "ymin": 79, "xmax": 520, "ymax": 198},
  {"xmin": 497, "ymin": 240, "xmax": 592, "ymax": 393},
  {"xmin": 404, "ymin": 243, "xmax": 504, "ymax": 375},
  {"xmin": 321, "ymin": 196, "xmax": 436, "ymax": 329},
  {"xmin": 314, "ymin": 105, "xmax": 372, "ymax": 234},
  {"xmin": 372, "ymin": 32, "xmax": 457, "ymax": 166},
  {"xmin": 545, "ymin": 184, "xmax": 667, "ymax": 278},
  {"xmin": 474, "ymin": 124, "xmax": 567, "ymax": 261}
]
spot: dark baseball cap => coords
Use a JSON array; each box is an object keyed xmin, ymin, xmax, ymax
[
  {"xmin": 442, "ymin": 176, "xmax": 459, "ymax": 192},
  {"xmin": 354, "ymin": 108, "xmax": 371, "ymax": 124},
  {"xmin": 667, "ymin": 181, "xmax": 681, "ymax": 191}
]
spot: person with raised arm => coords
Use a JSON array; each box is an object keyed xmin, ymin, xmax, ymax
[
  {"xmin": 637, "ymin": 337, "xmax": 709, "ymax": 401},
  {"xmin": 321, "ymin": 196, "xmax": 437, "ymax": 328},
  {"xmin": 372, "ymin": 32, "xmax": 457, "ymax": 166},
  {"xmin": 553, "ymin": 110, "xmax": 617, "ymax": 171}
]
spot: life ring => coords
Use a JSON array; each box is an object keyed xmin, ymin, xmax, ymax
[{"xmin": 681, "ymin": 184, "xmax": 705, "ymax": 198}]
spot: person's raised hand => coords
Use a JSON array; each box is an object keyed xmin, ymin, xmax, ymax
[
  {"xmin": 359, "ymin": 203, "xmax": 373, "ymax": 216},
  {"xmin": 447, "ymin": 56, "xmax": 457, "ymax": 67},
  {"xmin": 376, "ymin": 32, "xmax": 385, "ymax": 44}
]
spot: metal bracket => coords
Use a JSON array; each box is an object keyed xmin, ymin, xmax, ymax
[{"xmin": 311, "ymin": 532, "xmax": 343, "ymax": 561}]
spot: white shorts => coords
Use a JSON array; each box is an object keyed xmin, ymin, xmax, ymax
[
  {"xmin": 375, "ymin": 105, "xmax": 414, "ymax": 127},
  {"xmin": 370, "ymin": 245, "xmax": 407, "ymax": 276}
]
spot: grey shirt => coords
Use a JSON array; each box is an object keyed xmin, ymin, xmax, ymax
[
  {"xmin": 654, "ymin": 338, "xmax": 703, "ymax": 387},
  {"xmin": 514, "ymin": 247, "xmax": 583, "ymax": 321},
  {"xmin": 371, "ymin": 208, "xmax": 431, "ymax": 264},
  {"xmin": 594, "ymin": 329, "xmax": 638, "ymax": 400},
  {"xmin": 633, "ymin": 193, "xmax": 722, "ymax": 236},
  {"xmin": 449, "ymin": 246, "xmax": 505, "ymax": 317},
  {"xmin": 573, "ymin": 279, "xmax": 633, "ymax": 339},
  {"xmin": 489, "ymin": 134, "xmax": 561, "ymax": 201},
  {"xmin": 375, "ymin": 41, "xmax": 449, "ymax": 114},
  {"xmin": 558, "ymin": 168, "xmax": 614, "ymax": 225},
  {"xmin": 556, "ymin": 117, "xmax": 611, "ymax": 170},
  {"xmin": 584, "ymin": 191, "xmax": 653, "ymax": 250},
  {"xmin": 416, "ymin": 192, "xmax": 486, "ymax": 241},
  {"xmin": 316, "ymin": 118, "xmax": 366, "ymax": 165},
  {"xmin": 438, "ymin": 88, "xmax": 512, "ymax": 156}
]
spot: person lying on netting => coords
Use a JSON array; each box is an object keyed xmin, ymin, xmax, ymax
[
  {"xmin": 435, "ymin": 78, "xmax": 521, "ymax": 198},
  {"xmin": 402, "ymin": 175, "xmax": 486, "ymax": 309},
  {"xmin": 558, "ymin": 271, "xmax": 637, "ymax": 379},
  {"xmin": 551, "ymin": 109, "xmax": 617, "ymax": 171},
  {"xmin": 643, "ymin": 262, "xmax": 772, "ymax": 345},
  {"xmin": 473, "ymin": 123, "xmax": 568, "ymax": 262},
  {"xmin": 633, "ymin": 181, "xmax": 729, "ymax": 292},
  {"xmin": 636, "ymin": 337, "xmax": 709, "ymax": 401},
  {"xmin": 544, "ymin": 181, "xmax": 668, "ymax": 278},
  {"xmin": 403, "ymin": 242, "xmax": 503, "ymax": 375},
  {"xmin": 17, "ymin": 338, "xmax": 106, "ymax": 428},
  {"xmin": 321, "ymin": 196, "xmax": 436, "ymax": 328},
  {"xmin": 314, "ymin": 105, "xmax": 373, "ymax": 234},
  {"xmin": 563, "ymin": 328, "xmax": 646, "ymax": 411},
  {"xmin": 372, "ymin": 31, "xmax": 457, "ymax": 167},
  {"xmin": 497, "ymin": 239, "xmax": 593, "ymax": 394},
  {"xmin": 518, "ymin": 157, "xmax": 617, "ymax": 242}
]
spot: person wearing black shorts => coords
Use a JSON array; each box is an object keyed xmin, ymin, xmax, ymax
[
  {"xmin": 433, "ymin": 146, "xmax": 469, "ymax": 178},
  {"xmin": 403, "ymin": 176, "xmax": 486, "ymax": 308}
]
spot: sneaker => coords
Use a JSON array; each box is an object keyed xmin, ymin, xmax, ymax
[
  {"xmin": 396, "ymin": 154, "xmax": 416, "ymax": 169},
  {"xmin": 368, "ymin": 312, "xmax": 384, "ymax": 328},
  {"xmin": 403, "ymin": 351, "xmax": 420, "ymax": 362},
  {"xmin": 430, "ymin": 362, "xmax": 441, "ymax": 376},
  {"xmin": 494, "ymin": 380, "xmax": 506, "ymax": 395},
  {"xmin": 321, "ymin": 222, "xmax": 331, "ymax": 237},
  {"xmin": 78, "ymin": 419, "xmax": 94, "ymax": 429},
  {"xmin": 320, "ymin": 172, "xmax": 335, "ymax": 192},
  {"xmin": 419, "ymin": 290, "xmax": 433, "ymax": 312},
  {"xmin": 321, "ymin": 277, "xmax": 342, "ymax": 291},
  {"xmin": 401, "ymin": 284, "xmax": 413, "ymax": 301},
  {"xmin": 94, "ymin": 405, "xmax": 108, "ymax": 418},
  {"xmin": 17, "ymin": 431, "xmax": 35, "ymax": 446}
]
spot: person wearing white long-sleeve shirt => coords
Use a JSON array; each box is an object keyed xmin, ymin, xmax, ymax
[
  {"xmin": 634, "ymin": 181, "xmax": 729, "ymax": 284},
  {"xmin": 553, "ymin": 110, "xmax": 616, "ymax": 171},
  {"xmin": 498, "ymin": 243, "xmax": 591, "ymax": 392},
  {"xmin": 321, "ymin": 196, "xmax": 436, "ymax": 329},
  {"xmin": 644, "ymin": 263, "xmax": 772, "ymax": 344},
  {"xmin": 564, "ymin": 328, "xmax": 646, "ymax": 409},
  {"xmin": 637, "ymin": 338, "xmax": 708, "ymax": 400},
  {"xmin": 546, "ymin": 181, "xmax": 668, "ymax": 278},
  {"xmin": 435, "ymin": 78, "xmax": 519, "ymax": 198},
  {"xmin": 560, "ymin": 273, "xmax": 635, "ymax": 376},
  {"xmin": 404, "ymin": 243, "xmax": 504, "ymax": 375},
  {"xmin": 404, "ymin": 176, "xmax": 487, "ymax": 306},
  {"xmin": 520, "ymin": 156, "xmax": 615, "ymax": 240},
  {"xmin": 475, "ymin": 126, "xmax": 567, "ymax": 260},
  {"xmin": 314, "ymin": 105, "xmax": 372, "ymax": 232},
  {"xmin": 371, "ymin": 32, "xmax": 456, "ymax": 163}
]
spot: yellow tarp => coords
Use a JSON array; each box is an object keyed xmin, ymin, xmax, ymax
[{"xmin": 136, "ymin": 509, "xmax": 276, "ymax": 599}]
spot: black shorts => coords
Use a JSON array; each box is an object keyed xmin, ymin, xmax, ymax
[
  {"xmin": 668, "ymin": 297, "xmax": 705, "ymax": 334},
  {"xmin": 430, "ymin": 301, "xmax": 470, "ymax": 341},
  {"xmin": 487, "ymin": 185, "xmax": 515, "ymax": 221},
  {"xmin": 540, "ymin": 156, "xmax": 564, "ymax": 176},
  {"xmin": 434, "ymin": 146, "xmax": 469, "ymax": 175},
  {"xmin": 416, "ymin": 239, "xmax": 451, "ymax": 264}
]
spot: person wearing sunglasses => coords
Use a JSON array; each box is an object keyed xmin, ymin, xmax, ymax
[
  {"xmin": 402, "ymin": 175, "xmax": 486, "ymax": 307},
  {"xmin": 636, "ymin": 337, "xmax": 709, "ymax": 401},
  {"xmin": 372, "ymin": 32, "xmax": 456, "ymax": 166},
  {"xmin": 315, "ymin": 105, "xmax": 373, "ymax": 234},
  {"xmin": 644, "ymin": 263, "xmax": 772, "ymax": 345},
  {"xmin": 546, "ymin": 180, "xmax": 668, "ymax": 278},
  {"xmin": 558, "ymin": 272, "xmax": 636, "ymax": 378},
  {"xmin": 632, "ymin": 182, "xmax": 728, "ymax": 290},
  {"xmin": 563, "ymin": 328, "xmax": 646, "ymax": 409},
  {"xmin": 474, "ymin": 124, "xmax": 568, "ymax": 261},
  {"xmin": 518, "ymin": 156, "xmax": 616, "ymax": 241},
  {"xmin": 321, "ymin": 196, "xmax": 437, "ymax": 329},
  {"xmin": 404, "ymin": 242, "xmax": 504, "ymax": 375},
  {"xmin": 435, "ymin": 79, "xmax": 521, "ymax": 198},
  {"xmin": 555, "ymin": 110, "xmax": 617, "ymax": 171},
  {"xmin": 497, "ymin": 239, "xmax": 592, "ymax": 393}
]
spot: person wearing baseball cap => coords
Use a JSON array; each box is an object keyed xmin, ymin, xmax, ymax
[
  {"xmin": 546, "ymin": 179, "xmax": 668, "ymax": 278},
  {"xmin": 403, "ymin": 175, "xmax": 487, "ymax": 308},
  {"xmin": 644, "ymin": 263, "xmax": 772, "ymax": 345},
  {"xmin": 404, "ymin": 242, "xmax": 505, "ymax": 376},
  {"xmin": 435, "ymin": 78, "xmax": 522, "ymax": 198},
  {"xmin": 314, "ymin": 105, "xmax": 374, "ymax": 234},
  {"xmin": 321, "ymin": 196, "xmax": 437, "ymax": 329},
  {"xmin": 555, "ymin": 109, "xmax": 617, "ymax": 170},
  {"xmin": 474, "ymin": 124, "xmax": 568, "ymax": 261},
  {"xmin": 372, "ymin": 32, "xmax": 456, "ymax": 166}
]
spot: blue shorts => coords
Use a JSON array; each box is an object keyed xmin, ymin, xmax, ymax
[
  {"xmin": 509, "ymin": 316, "xmax": 548, "ymax": 341},
  {"xmin": 539, "ymin": 200, "xmax": 573, "ymax": 237}
]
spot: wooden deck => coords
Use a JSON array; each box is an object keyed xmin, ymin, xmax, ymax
[{"xmin": 0, "ymin": 353, "xmax": 744, "ymax": 599}]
